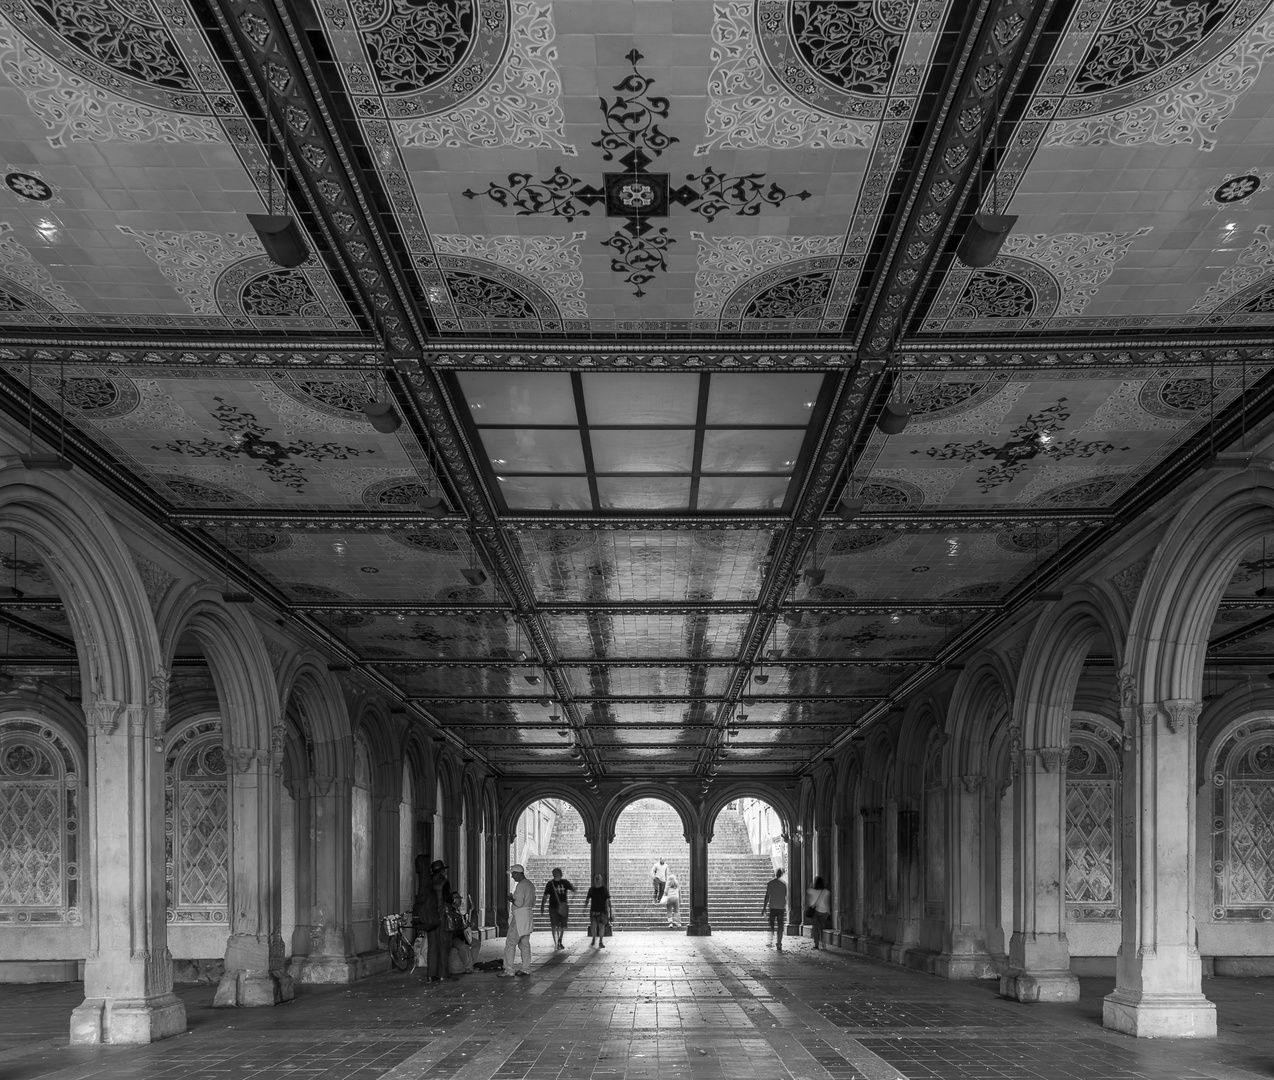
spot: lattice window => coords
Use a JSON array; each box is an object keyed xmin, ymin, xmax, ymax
[
  {"xmin": 1065, "ymin": 722, "xmax": 1121, "ymax": 921},
  {"xmin": 1211, "ymin": 718, "xmax": 1274, "ymax": 922},
  {"xmin": 165, "ymin": 719, "xmax": 229, "ymax": 925},
  {"xmin": 0, "ymin": 719, "xmax": 81, "ymax": 925}
]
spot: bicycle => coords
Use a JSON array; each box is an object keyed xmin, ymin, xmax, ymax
[{"xmin": 381, "ymin": 911, "xmax": 416, "ymax": 973}]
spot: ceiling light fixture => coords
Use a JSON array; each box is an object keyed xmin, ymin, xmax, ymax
[
  {"xmin": 802, "ymin": 528, "xmax": 825, "ymax": 587},
  {"xmin": 247, "ymin": 105, "xmax": 310, "ymax": 268},
  {"xmin": 362, "ymin": 400, "xmax": 402, "ymax": 433},
  {"xmin": 462, "ymin": 529, "xmax": 487, "ymax": 587},
  {"xmin": 956, "ymin": 67, "xmax": 1016, "ymax": 268},
  {"xmin": 876, "ymin": 401, "xmax": 911, "ymax": 435}
]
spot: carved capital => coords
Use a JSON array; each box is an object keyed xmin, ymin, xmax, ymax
[
  {"xmin": 83, "ymin": 698, "xmax": 124, "ymax": 736},
  {"xmin": 1116, "ymin": 668, "xmax": 1137, "ymax": 730},
  {"xmin": 229, "ymin": 747, "xmax": 266, "ymax": 773},
  {"xmin": 1138, "ymin": 703, "xmax": 1160, "ymax": 728},
  {"xmin": 1036, "ymin": 747, "xmax": 1067, "ymax": 773},
  {"xmin": 960, "ymin": 774, "xmax": 987, "ymax": 795},
  {"xmin": 1161, "ymin": 698, "xmax": 1201, "ymax": 734}
]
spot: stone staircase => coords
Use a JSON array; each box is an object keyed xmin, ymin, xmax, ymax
[{"xmin": 520, "ymin": 799, "xmax": 776, "ymax": 932}]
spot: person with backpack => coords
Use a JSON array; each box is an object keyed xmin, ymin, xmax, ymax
[{"xmin": 585, "ymin": 873, "xmax": 613, "ymax": 948}]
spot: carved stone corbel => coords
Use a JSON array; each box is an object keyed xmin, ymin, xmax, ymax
[
  {"xmin": 1036, "ymin": 747, "xmax": 1067, "ymax": 773},
  {"xmin": 1138, "ymin": 703, "xmax": 1160, "ymax": 729},
  {"xmin": 1116, "ymin": 667, "xmax": 1137, "ymax": 732},
  {"xmin": 960, "ymin": 774, "xmax": 987, "ymax": 795},
  {"xmin": 229, "ymin": 747, "xmax": 261, "ymax": 773},
  {"xmin": 84, "ymin": 698, "xmax": 124, "ymax": 736},
  {"xmin": 1161, "ymin": 698, "xmax": 1201, "ymax": 734}
]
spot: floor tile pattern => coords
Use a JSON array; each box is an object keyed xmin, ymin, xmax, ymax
[{"xmin": 2, "ymin": 933, "xmax": 1274, "ymax": 1079}]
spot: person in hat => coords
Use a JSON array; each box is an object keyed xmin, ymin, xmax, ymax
[
  {"xmin": 500, "ymin": 863, "xmax": 535, "ymax": 977},
  {"xmin": 421, "ymin": 858, "xmax": 454, "ymax": 981}
]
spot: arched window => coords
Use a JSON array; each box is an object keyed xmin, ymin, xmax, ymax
[
  {"xmin": 351, "ymin": 735, "xmax": 372, "ymax": 924},
  {"xmin": 1064, "ymin": 719, "xmax": 1121, "ymax": 921},
  {"xmin": 0, "ymin": 718, "xmax": 82, "ymax": 925},
  {"xmin": 1210, "ymin": 717, "xmax": 1274, "ymax": 921},
  {"xmin": 165, "ymin": 718, "xmax": 229, "ymax": 924}
]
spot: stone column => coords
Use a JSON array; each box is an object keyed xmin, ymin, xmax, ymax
[
  {"xmin": 834, "ymin": 813, "xmax": 852, "ymax": 939},
  {"xmin": 443, "ymin": 812, "xmax": 460, "ymax": 877},
  {"xmin": 215, "ymin": 748, "xmax": 294, "ymax": 1006},
  {"xmin": 786, "ymin": 828, "xmax": 804, "ymax": 939},
  {"xmin": 284, "ymin": 775, "xmax": 313, "ymax": 961},
  {"xmin": 890, "ymin": 805, "xmax": 921, "ymax": 963},
  {"xmin": 493, "ymin": 828, "xmax": 511, "ymax": 935},
  {"xmin": 71, "ymin": 696, "xmax": 186, "ymax": 1045},
  {"xmin": 1000, "ymin": 742, "xmax": 1079, "ymax": 1002},
  {"xmin": 937, "ymin": 775, "xmax": 997, "ymax": 978},
  {"xmin": 686, "ymin": 830, "xmax": 712, "ymax": 936},
  {"xmin": 292, "ymin": 774, "xmax": 355, "ymax": 982},
  {"xmin": 1103, "ymin": 700, "xmax": 1215, "ymax": 1037}
]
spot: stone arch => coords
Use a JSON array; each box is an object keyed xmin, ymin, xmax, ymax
[
  {"xmin": 895, "ymin": 697, "xmax": 944, "ymax": 800},
  {"xmin": 400, "ymin": 730, "xmax": 434, "ymax": 814},
  {"xmin": 155, "ymin": 585, "xmax": 278, "ymax": 755},
  {"xmin": 946, "ymin": 652, "xmax": 1014, "ymax": 779},
  {"xmin": 352, "ymin": 697, "xmax": 398, "ymax": 800},
  {"xmin": 1198, "ymin": 680, "xmax": 1274, "ymax": 779},
  {"xmin": 500, "ymin": 784, "xmax": 599, "ymax": 843},
  {"xmin": 278, "ymin": 656, "xmax": 352, "ymax": 781},
  {"xmin": 701, "ymin": 784, "xmax": 796, "ymax": 844},
  {"xmin": 0, "ymin": 470, "xmax": 161, "ymax": 707},
  {"xmin": 1015, "ymin": 587, "xmax": 1125, "ymax": 752},
  {"xmin": 1127, "ymin": 469, "xmax": 1274, "ymax": 704},
  {"xmin": 600, "ymin": 785, "xmax": 696, "ymax": 844}
]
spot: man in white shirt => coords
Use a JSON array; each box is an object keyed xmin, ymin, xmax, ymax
[
  {"xmin": 500, "ymin": 864, "xmax": 535, "ymax": 977},
  {"xmin": 651, "ymin": 856, "xmax": 669, "ymax": 902},
  {"xmin": 761, "ymin": 868, "xmax": 788, "ymax": 952}
]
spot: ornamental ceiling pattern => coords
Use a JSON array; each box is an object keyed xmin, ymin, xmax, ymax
[{"xmin": 0, "ymin": 1, "xmax": 1272, "ymax": 782}]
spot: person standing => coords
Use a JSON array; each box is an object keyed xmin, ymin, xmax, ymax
[
  {"xmin": 449, "ymin": 891, "xmax": 476, "ymax": 974},
  {"xmin": 540, "ymin": 866, "xmax": 575, "ymax": 951},
  {"xmin": 663, "ymin": 872, "xmax": 681, "ymax": 928},
  {"xmin": 805, "ymin": 875, "xmax": 831, "ymax": 950},
  {"xmin": 650, "ymin": 856, "xmax": 669, "ymax": 902},
  {"xmin": 585, "ymin": 873, "xmax": 613, "ymax": 948},
  {"xmin": 500, "ymin": 863, "xmax": 535, "ymax": 977},
  {"xmin": 761, "ymin": 868, "xmax": 788, "ymax": 952},
  {"xmin": 420, "ymin": 859, "xmax": 454, "ymax": 981}
]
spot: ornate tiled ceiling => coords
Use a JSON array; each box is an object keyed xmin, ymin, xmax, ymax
[{"xmin": 0, "ymin": 0, "xmax": 1272, "ymax": 781}]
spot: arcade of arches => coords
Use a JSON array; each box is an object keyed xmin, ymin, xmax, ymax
[{"xmin": 9, "ymin": 0, "xmax": 1274, "ymax": 1066}]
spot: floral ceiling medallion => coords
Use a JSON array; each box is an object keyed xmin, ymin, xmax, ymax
[{"xmin": 462, "ymin": 50, "xmax": 811, "ymax": 297}]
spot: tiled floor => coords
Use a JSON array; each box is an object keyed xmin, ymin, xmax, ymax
[{"xmin": 2, "ymin": 932, "xmax": 1273, "ymax": 1079}]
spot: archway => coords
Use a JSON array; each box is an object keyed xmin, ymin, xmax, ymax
[
  {"xmin": 609, "ymin": 797, "xmax": 690, "ymax": 931},
  {"xmin": 509, "ymin": 796, "xmax": 590, "ymax": 936},
  {"xmin": 706, "ymin": 793, "xmax": 788, "ymax": 932}
]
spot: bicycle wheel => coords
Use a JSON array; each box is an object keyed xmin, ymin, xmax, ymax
[{"xmin": 390, "ymin": 934, "xmax": 415, "ymax": 972}]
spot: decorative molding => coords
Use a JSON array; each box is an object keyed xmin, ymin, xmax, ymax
[
  {"xmin": 698, "ymin": 3, "xmax": 876, "ymax": 154},
  {"xmin": 0, "ymin": 9, "xmax": 225, "ymax": 147},
  {"xmin": 1162, "ymin": 698, "xmax": 1202, "ymax": 735},
  {"xmin": 0, "ymin": 222, "xmax": 82, "ymax": 313},
  {"xmin": 132, "ymin": 551, "xmax": 177, "ymax": 611},
  {"xmin": 1111, "ymin": 553, "xmax": 1152, "ymax": 615},
  {"xmin": 1044, "ymin": 10, "xmax": 1274, "ymax": 153},
  {"xmin": 433, "ymin": 234, "xmax": 587, "ymax": 321},
  {"xmin": 1000, "ymin": 229, "xmax": 1152, "ymax": 318},
  {"xmin": 691, "ymin": 234, "xmax": 846, "ymax": 320},
  {"xmin": 389, "ymin": 0, "xmax": 572, "ymax": 154},
  {"xmin": 84, "ymin": 697, "xmax": 124, "ymax": 736},
  {"xmin": 118, "ymin": 228, "xmax": 263, "ymax": 315}
]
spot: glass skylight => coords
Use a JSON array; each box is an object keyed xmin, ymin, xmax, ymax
[{"xmin": 454, "ymin": 371, "xmax": 829, "ymax": 514}]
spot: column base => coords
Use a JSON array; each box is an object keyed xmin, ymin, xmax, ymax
[
  {"xmin": 685, "ymin": 923, "xmax": 712, "ymax": 937},
  {"xmin": 933, "ymin": 952, "xmax": 1000, "ymax": 980},
  {"xmin": 1102, "ymin": 990, "xmax": 1217, "ymax": 1038},
  {"xmin": 999, "ymin": 970, "xmax": 1080, "ymax": 1002},
  {"xmin": 214, "ymin": 968, "xmax": 296, "ymax": 1007},
  {"xmin": 290, "ymin": 949, "xmax": 390, "ymax": 984},
  {"xmin": 70, "ymin": 993, "xmax": 186, "ymax": 1045}
]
